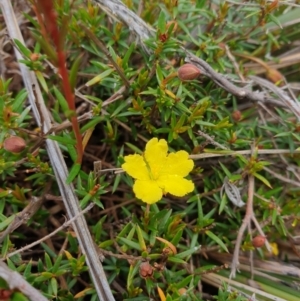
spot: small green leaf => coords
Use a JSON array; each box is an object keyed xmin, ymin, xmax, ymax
[
  {"xmin": 253, "ymin": 172, "xmax": 272, "ymax": 188},
  {"xmin": 66, "ymin": 163, "xmax": 81, "ymax": 184},
  {"xmin": 85, "ymin": 69, "xmax": 114, "ymax": 87},
  {"xmin": 118, "ymin": 237, "xmax": 141, "ymax": 251},
  {"xmin": 122, "ymin": 43, "xmax": 135, "ymax": 67},
  {"xmin": 11, "ymin": 292, "xmax": 29, "ymax": 301},
  {"xmin": 14, "ymin": 39, "xmax": 32, "ymax": 58},
  {"xmin": 51, "ymin": 277, "xmax": 58, "ymax": 296},
  {"xmin": 174, "ymin": 246, "xmax": 200, "ymax": 260},
  {"xmin": 124, "ymin": 142, "xmax": 143, "ymax": 154},
  {"xmin": 53, "ymin": 86, "xmax": 69, "ymax": 113},
  {"xmin": 157, "ymin": 11, "xmax": 166, "ymax": 33},
  {"xmin": 167, "ymin": 256, "xmax": 186, "ymax": 264},
  {"xmin": 80, "ymin": 116, "xmax": 105, "ymax": 133},
  {"xmin": 136, "ymin": 224, "xmax": 147, "ymax": 252},
  {"xmin": 205, "ymin": 230, "xmax": 228, "ymax": 252},
  {"xmin": 47, "ymin": 135, "xmax": 76, "ymax": 145},
  {"xmin": 44, "ymin": 253, "xmax": 53, "ymax": 270},
  {"xmin": 35, "ymin": 70, "xmax": 49, "ymax": 93}
]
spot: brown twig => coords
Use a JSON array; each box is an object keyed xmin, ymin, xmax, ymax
[
  {"xmin": 230, "ymin": 173, "xmax": 255, "ymax": 278},
  {"xmin": 0, "ymin": 261, "xmax": 48, "ymax": 301},
  {"xmin": 229, "ymin": 147, "xmax": 271, "ymax": 278},
  {"xmin": 263, "ymin": 166, "xmax": 300, "ymax": 188},
  {"xmin": 4, "ymin": 203, "xmax": 94, "ymax": 260},
  {"xmin": 0, "ymin": 196, "xmax": 44, "ymax": 244},
  {"xmin": 197, "ymin": 130, "xmax": 228, "ymax": 150}
]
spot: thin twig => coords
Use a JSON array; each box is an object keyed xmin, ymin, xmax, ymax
[
  {"xmin": 224, "ymin": 44, "xmax": 245, "ymax": 82},
  {"xmin": 4, "ymin": 203, "xmax": 95, "ymax": 260},
  {"xmin": 197, "ymin": 130, "xmax": 228, "ymax": 150},
  {"xmin": 264, "ymin": 166, "xmax": 300, "ymax": 188},
  {"xmin": 187, "ymin": 53, "xmax": 286, "ymax": 108},
  {"xmin": 230, "ymin": 174, "xmax": 255, "ymax": 279},
  {"xmin": 250, "ymin": 75, "xmax": 300, "ymax": 121},
  {"xmin": 0, "ymin": 196, "xmax": 44, "ymax": 243},
  {"xmin": 0, "ymin": 261, "xmax": 48, "ymax": 301}
]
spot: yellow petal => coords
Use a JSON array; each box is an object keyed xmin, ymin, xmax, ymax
[
  {"xmin": 133, "ymin": 179, "xmax": 163, "ymax": 204},
  {"xmin": 157, "ymin": 175, "xmax": 194, "ymax": 197},
  {"xmin": 162, "ymin": 150, "xmax": 194, "ymax": 177},
  {"xmin": 122, "ymin": 154, "xmax": 150, "ymax": 180},
  {"xmin": 144, "ymin": 138, "xmax": 168, "ymax": 179}
]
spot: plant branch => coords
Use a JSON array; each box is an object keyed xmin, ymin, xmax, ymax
[
  {"xmin": 0, "ymin": 1, "xmax": 115, "ymax": 300},
  {"xmin": 0, "ymin": 261, "xmax": 48, "ymax": 301},
  {"xmin": 230, "ymin": 173, "xmax": 255, "ymax": 279},
  {"xmin": 33, "ymin": 0, "xmax": 83, "ymax": 163},
  {"xmin": 79, "ymin": 23, "xmax": 131, "ymax": 88},
  {"xmin": 0, "ymin": 196, "xmax": 44, "ymax": 244},
  {"xmin": 4, "ymin": 203, "xmax": 94, "ymax": 260}
]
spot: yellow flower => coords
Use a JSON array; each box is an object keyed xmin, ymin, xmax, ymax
[
  {"xmin": 270, "ymin": 242, "xmax": 279, "ymax": 256},
  {"xmin": 122, "ymin": 138, "xmax": 194, "ymax": 204}
]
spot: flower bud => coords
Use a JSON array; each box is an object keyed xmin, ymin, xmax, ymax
[
  {"xmin": 232, "ymin": 110, "xmax": 242, "ymax": 122},
  {"xmin": 252, "ymin": 235, "xmax": 266, "ymax": 248},
  {"xmin": 178, "ymin": 288, "xmax": 187, "ymax": 296},
  {"xmin": 3, "ymin": 136, "xmax": 26, "ymax": 153},
  {"xmin": 178, "ymin": 63, "xmax": 200, "ymax": 81},
  {"xmin": 139, "ymin": 262, "xmax": 153, "ymax": 278},
  {"xmin": 30, "ymin": 53, "xmax": 40, "ymax": 61}
]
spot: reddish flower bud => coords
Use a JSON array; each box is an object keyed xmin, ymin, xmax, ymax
[
  {"xmin": 178, "ymin": 64, "xmax": 200, "ymax": 81},
  {"xmin": 30, "ymin": 53, "xmax": 40, "ymax": 61},
  {"xmin": 178, "ymin": 288, "xmax": 187, "ymax": 296},
  {"xmin": 0, "ymin": 289, "xmax": 13, "ymax": 300},
  {"xmin": 252, "ymin": 235, "xmax": 266, "ymax": 248},
  {"xmin": 139, "ymin": 262, "xmax": 153, "ymax": 278},
  {"xmin": 3, "ymin": 136, "xmax": 26, "ymax": 153},
  {"xmin": 232, "ymin": 110, "xmax": 242, "ymax": 122}
]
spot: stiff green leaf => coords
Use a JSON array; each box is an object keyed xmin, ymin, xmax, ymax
[
  {"xmin": 136, "ymin": 224, "xmax": 147, "ymax": 251},
  {"xmin": 85, "ymin": 69, "xmax": 114, "ymax": 87},
  {"xmin": 14, "ymin": 39, "xmax": 31, "ymax": 58},
  {"xmin": 36, "ymin": 70, "xmax": 48, "ymax": 93},
  {"xmin": 118, "ymin": 237, "xmax": 141, "ymax": 251},
  {"xmin": 69, "ymin": 54, "xmax": 83, "ymax": 90},
  {"xmin": 66, "ymin": 163, "xmax": 81, "ymax": 184},
  {"xmin": 205, "ymin": 230, "xmax": 228, "ymax": 252},
  {"xmin": 53, "ymin": 86, "xmax": 69, "ymax": 112},
  {"xmin": 253, "ymin": 172, "xmax": 272, "ymax": 188},
  {"xmin": 157, "ymin": 11, "xmax": 166, "ymax": 33},
  {"xmin": 47, "ymin": 135, "xmax": 76, "ymax": 145},
  {"xmin": 175, "ymin": 246, "xmax": 200, "ymax": 260}
]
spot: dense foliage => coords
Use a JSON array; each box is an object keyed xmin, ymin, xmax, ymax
[{"xmin": 1, "ymin": 0, "xmax": 300, "ymax": 300}]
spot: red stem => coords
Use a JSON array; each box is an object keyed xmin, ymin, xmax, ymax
[{"xmin": 34, "ymin": 0, "xmax": 83, "ymax": 164}]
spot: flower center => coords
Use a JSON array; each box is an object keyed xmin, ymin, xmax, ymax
[
  {"xmin": 144, "ymin": 156, "xmax": 160, "ymax": 180},
  {"xmin": 150, "ymin": 164, "xmax": 160, "ymax": 180}
]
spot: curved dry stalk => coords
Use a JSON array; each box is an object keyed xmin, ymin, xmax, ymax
[
  {"xmin": 230, "ymin": 172, "xmax": 271, "ymax": 279},
  {"xmin": 0, "ymin": 1, "xmax": 115, "ymax": 300},
  {"xmin": 0, "ymin": 261, "xmax": 48, "ymax": 301}
]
